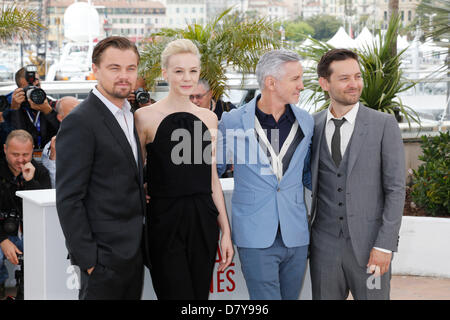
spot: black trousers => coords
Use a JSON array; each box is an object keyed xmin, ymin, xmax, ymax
[{"xmin": 79, "ymin": 253, "xmax": 144, "ymax": 300}]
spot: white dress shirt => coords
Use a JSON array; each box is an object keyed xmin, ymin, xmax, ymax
[
  {"xmin": 326, "ymin": 103, "xmax": 391, "ymax": 255},
  {"xmin": 325, "ymin": 103, "xmax": 359, "ymax": 158},
  {"xmin": 93, "ymin": 87, "xmax": 138, "ymax": 164}
]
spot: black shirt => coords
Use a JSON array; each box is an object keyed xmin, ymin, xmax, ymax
[
  {"xmin": 255, "ymin": 95, "xmax": 298, "ymax": 153},
  {"xmin": 0, "ymin": 157, "xmax": 51, "ymax": 242}
]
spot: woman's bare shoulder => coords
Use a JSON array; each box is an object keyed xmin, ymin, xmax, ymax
[{"xmin": 194, "ymin": 107, "xmax": 218, "ymax": 130}]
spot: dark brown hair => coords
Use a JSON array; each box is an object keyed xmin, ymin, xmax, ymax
[
  {"xmin": 317, "ymin": 49, "xmax": 359, "ymax": 79},
  {"xmin": 92, "ymin": 36, "xmax": 140, "ymax": 66},
  {"xmin": 15, "ymin": 67, "xmax": 25, "ymax": 87}
]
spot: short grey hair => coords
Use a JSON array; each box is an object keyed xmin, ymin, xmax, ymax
[
  {"xmin": 5, "ymin": 129, "xmax": 34, "ymax": 148},
  {"xmin": 197, "ymin": 79, "xmax": 210, "ymax": 91},
  {"xmin": 255, "ymin": 50, "xmax": 302, "ymax": 90}
]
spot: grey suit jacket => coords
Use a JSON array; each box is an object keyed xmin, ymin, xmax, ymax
[{"xmin": 310, "ymin": 103, "xmax": 405, "ymax": 267}]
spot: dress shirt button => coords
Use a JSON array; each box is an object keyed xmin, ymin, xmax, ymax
[
  {"xmin": 339, "ymin": 217, "xmax": 344, "ymax": 220},
  {"xmin": 338, "ymin": 202, "xmax": 343, "ymax": 207},
  {"xmin": 337, "ymin": 188, "xmax": 343, "ymax": 192},
  {"xmin": 337, "ymin": 173, "xmax": 342, "ymax": 177}
]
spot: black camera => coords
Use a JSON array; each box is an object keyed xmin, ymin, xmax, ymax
[
  {"xmin": 134, "ymin": 88, "xmax": 150, "ymax": 105},
  {"xmin": 0, "ymin": 210, "xmax": 20, "ymax": 236},
  {"xmin": 23, "ymin": 65, "xmax": 46, "ymax": 105}
]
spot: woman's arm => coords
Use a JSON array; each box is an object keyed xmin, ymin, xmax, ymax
[{"xmin": 209, "ymin": 114, "xmax": 234, "ymax": 272}]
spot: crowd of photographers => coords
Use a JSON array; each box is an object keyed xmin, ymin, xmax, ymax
[{"xmin": 0, "ymin": 65, "xmax": 153, "ymax": 299}]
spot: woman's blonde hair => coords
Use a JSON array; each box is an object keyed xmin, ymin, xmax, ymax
[{"xmin": 161, "ymin": 39, "xmax": 201, "ymax": 69}]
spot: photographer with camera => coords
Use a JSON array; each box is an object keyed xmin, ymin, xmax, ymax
[
  {"xmin": 127, "ymin": 77, "xmax": 152, "ymax": 112},
  {"xmin": 0, "ymin": 130, "xmax": 51, "ymax": 299},
  {"xmin": 7, "ymin": 66, "xmax": 59, "ymax": 157}
]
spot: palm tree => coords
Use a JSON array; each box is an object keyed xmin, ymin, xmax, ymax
[
  {"xmin": 139, "ymin": 8, "xmax": 281, "ymax": 100},
  {"xmin": 416, "ymin": 0, "xmax": 449, "ymax": 42},
  {"xmin": 358, "ymin": 14, "xmax": 419, "ymax": 125},
  {"xmin": 297, "ymin": 15, "xmax": 419, "ymax": 125},
  {"xmin": 0, "ymin": 4, "xmax": 43, "ymax": 42},
  {"xmin": 388, "ymin": 0, "xmax": 399, "ymax": 57}
]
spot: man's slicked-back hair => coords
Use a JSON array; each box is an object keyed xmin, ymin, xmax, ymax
[
  {"xmin": 317, "ymin": 48, "xmax": 359, "ymax": 79},
  {"xmin": 92, "ymin": 36, "xmax": 140, "ymax": 66}
]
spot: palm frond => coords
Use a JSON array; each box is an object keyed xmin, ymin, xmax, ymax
[
  {"xmin": 0, "ymin": 4, "xmax": 43, "ymax": 41},
  {"xmin": 416, "ymin": 0, "xmax": 450, "ymax": 45},
  {"xmin": 297, "ymin": 15, "xmax": 420, "ymax": 125},
  {"xmin": 139, "ymin": 7, "xmax": 281, "ymax": 100}
]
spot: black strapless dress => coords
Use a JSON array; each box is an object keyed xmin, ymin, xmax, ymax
[{"xmin": 146, "ymin": 112, "xmax": 220, "ymax": 300}]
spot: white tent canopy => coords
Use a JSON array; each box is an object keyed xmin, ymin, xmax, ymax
[
  {"xmin": 397, "ymin": 35, "xmax": 410, "ymax": 50},
  {"xmin": 326, "ymin": 27, "xmax": 357, "ymax": 49},
  {"xmin": 355, "ymin": 27, "xmax": 374, "ymax": 50}
]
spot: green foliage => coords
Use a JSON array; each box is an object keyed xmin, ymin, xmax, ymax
[
  {"xmin": 415, "ymin": 0, "xmax": 450, "ymax": 46},
  {"xmin": 297, "ymin": 38, "xmax": 334, "ymax": 111},
  {"xmin": 358, "ymin": 14, "xmax": 419, "ymax": 125},
  {"xmin": 0, "ymin": 4, "xmax": 43, "ymax": 42},
  {"xmin": 305, "ymin": 15, "xmax": 342, "ymax": 41},
  {"xmin": 274, "ymin": 20, "xmax": 314, "ymax": 43},
  {"xmin": 285, "ymin": 21, "xmax": 314, "ymax": 43},
  {"xmin": 139, "ymin": 8, "xmax": 281, "ymax": 100},
  {"xmin": 411, "ymin": 131, "xmax": 450, "ymax": 216},
  {"xmin": 297, "ymin": 14, "xmax": 420, "ymax": 125}
]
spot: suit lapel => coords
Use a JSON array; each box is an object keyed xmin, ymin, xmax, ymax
[
  {"xmin": 90, "ymin": 93, "xmax": 139, "ymax": 176},
  {"xmin": 281, "ymin": 105, "xmax": 311, "ymax": 180},
  {"xmin": 346, "ymin": 103, "xmax": 369, "ymax": 177},
  {"xmin": 311, "ymin": 110, "xmax": 327, "ymax": 195}
]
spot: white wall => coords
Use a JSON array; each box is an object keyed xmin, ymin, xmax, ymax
[{"xmin": 392, "ymin": 216, "xmax": 450, "ymax": 278}]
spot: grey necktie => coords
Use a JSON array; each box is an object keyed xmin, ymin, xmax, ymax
[{"xmin": 331, "ymin": 118, "xmax": 346, "ymax": 167}]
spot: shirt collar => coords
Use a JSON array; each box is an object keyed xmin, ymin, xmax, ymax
[
  {"xmin": 92, "ymin": 86, "xmax": 132, "ymax": 115},
  {"xmin": 255, "ymin": 95, "xmax": 296, "ymax": 125},
  {"xmin": 326, "ymin": 102, "xmax": 359, "ymax": 125}
]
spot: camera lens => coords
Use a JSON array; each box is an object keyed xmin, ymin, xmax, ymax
[
  {"xmin": 27, "ymin": 87, "xmax": 47, "ymax": 105},
  {"xmin": 135, "ymin": 89, "xmax": 150, "ymax": 105},
  {"xmin": 3, "ymin": 217, "xmax": 19, "ymax": 235}
]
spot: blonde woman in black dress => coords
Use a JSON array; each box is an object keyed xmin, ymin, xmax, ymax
[{"xmin": 135, "ymin": 39, "xmax": 233, "ymax": 300}]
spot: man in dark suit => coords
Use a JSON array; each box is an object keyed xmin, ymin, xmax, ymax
[
  {"xmin": 56, "ymin": 37, "xmax": 146, "ymax": 300},
  {"xmin": 310, "ymin": 49, "xmax": 405, "ymax": 300}
]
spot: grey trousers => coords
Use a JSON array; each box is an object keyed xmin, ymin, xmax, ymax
[{"xmin": 310, "ymin": 227, "xmax": 391, "ymax": 300}]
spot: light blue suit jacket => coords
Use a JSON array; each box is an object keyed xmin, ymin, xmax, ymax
[{"xmin": 217, "ymin": 96, "xmax": 314, "ymax": 249}]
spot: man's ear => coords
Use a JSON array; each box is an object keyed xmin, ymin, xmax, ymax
[
  {"xmin": 318, "ymin": 77, "xmax": 329, "ymax": 92},
  {"xmin": 264, "ymin": 76, "xmax": 276, "ymax": 91},
  {"xmin": 92, "ymin": 63, "xmax": 98, "ymax": 77}
]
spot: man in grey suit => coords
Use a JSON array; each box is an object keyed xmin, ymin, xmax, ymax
[{"xmin": 310, "ymin": 49, "xmax": 405, "ymax": 300}]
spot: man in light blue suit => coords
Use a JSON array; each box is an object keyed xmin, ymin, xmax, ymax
[{"xmin": 217, "ymin": 50, "xmax": 313, "ymax": 300}]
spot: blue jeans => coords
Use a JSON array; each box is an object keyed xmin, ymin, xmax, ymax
[
  {"xmin": 0, "ymin": 236, "xmax": 23, "ymax": 285},
  {"xmin": 238, "ymin": 230, "xmax": 308, "ymax": 300}
]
